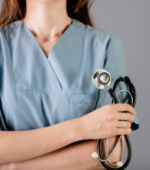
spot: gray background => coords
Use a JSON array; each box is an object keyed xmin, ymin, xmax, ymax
[
  {"xmin": 90, "ymin": 1, "xmax": 149, "ymax": 169},
  {"xmin": 0, "ymin": 0, "xmax": 149, "ymax": 169}
]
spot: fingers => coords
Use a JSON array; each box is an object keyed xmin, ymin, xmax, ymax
[
  {"xmin": 114, "ymin": 120, "xmax": 132, "ymax": 128},
  {"xmin": 108, "ymin": 127, "xmax": 132, "ymax": 136},
  {"xmin": 116, "ymin": 112, "xmax": 134, "ymax": 123},
  {"xmin": 114, "ymin": 128, "xmax": 132, "ymax": 136},
  {"xmin": 113, "ymin": 103, "xmax": 136, "ymax": 115},
  {"xmin": 106, "ymin": 112, "xmax": 134, "ymax": 123}
]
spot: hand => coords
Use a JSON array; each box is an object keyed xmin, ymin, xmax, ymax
[{"xmin": 79, "ymin": 103, "xmax": 136, "ymax": 140}]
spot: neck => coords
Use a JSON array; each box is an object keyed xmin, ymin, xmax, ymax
[{"xmin": 23, "ymin": 0, "xmax": 72, "ymax": 41}]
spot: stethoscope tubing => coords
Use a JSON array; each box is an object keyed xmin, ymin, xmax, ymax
[
  {"xmin": 97, "ymin": 76, "xmax": 136, "ymax": 170},
  {"xmin": 98, "ymin": 134, "xmax": 132, "ymax": 170}
]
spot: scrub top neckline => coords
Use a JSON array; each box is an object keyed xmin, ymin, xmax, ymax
[{"xmin": 21, "ymin": 18, "xmax": 77, "ymax": 62}]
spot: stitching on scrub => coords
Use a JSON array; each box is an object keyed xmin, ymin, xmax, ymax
[
  {"xmin": 8, "ymin": 26, "xmax": 17, "ymax": 91},
  {"xmin": 68, "ymin": 95, "xmax": 71, "ymax": 119},
  {"xmin": 70, "ymin": 102, "xmax": 95, "ymax": 104},
  {"xmin": 72, "ymin": 27, "xmax": 87, "ymax": 91},
  {"xmin": 0, "ymin": 32, "xmax": 3, "ymax": 97},
  {"xmin": 14, "ymin": 89, "xmax": 65, "ymax": 95}
]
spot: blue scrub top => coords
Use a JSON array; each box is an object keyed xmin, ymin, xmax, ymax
[{"xmin": 0, "ymin": 18, "xmax": 140, "ymax": 131}]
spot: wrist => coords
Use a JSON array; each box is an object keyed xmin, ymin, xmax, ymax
[
  {"xmin": 71, "ymin": 118, "xmax": 84, "ymax": 141},
  {"xmin": 75, "ymin": 117, "xmax": 89, "ymax": 141}
]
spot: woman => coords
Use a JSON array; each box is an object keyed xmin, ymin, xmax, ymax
[{"xmin": 0, "ymin": 0, "xmax": 140, "ymax": 169}]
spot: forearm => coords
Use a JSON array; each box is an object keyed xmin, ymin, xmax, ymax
[
  {"xmin": 0, "ymin": 118, "xmax": 82, "ymax": 165},
  {"xmin": 14, "ymin": 140, "xmax": 104, "ymax": 170},
  {"xmin": 100, "ymin": 135, "xmax": 125, "ymax": 168},
  {"xmin": 14, "ymin": 136, "xmax": 125, "ymax": 170}
]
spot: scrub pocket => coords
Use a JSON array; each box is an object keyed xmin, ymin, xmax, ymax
[{"xmin": 69, "ymin": 94, "xmax": 97, "ymax": 119}]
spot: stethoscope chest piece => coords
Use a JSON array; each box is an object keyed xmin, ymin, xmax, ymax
[{"xmin": 92, "ymin": 69, "xmax": 111, "ymax": 89}]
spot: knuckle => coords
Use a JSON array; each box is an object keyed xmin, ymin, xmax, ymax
[
  {"xmin": 107, "ymin": 129, "xmax": 111, "ymax": 135},
  {"xmin": 127, "ymin": 114, "xmax": 132, "ymax": 121},
  {"xmin": 107, "ymin": 128, "xmax": 114, "ymax": 135},
  {"xmin": 107, "ymin": 113, "xmax": 114, "ymax": 120},
  {"xmin": 100, "ymin": 107, "xmax": 106, "ymax": 114},
  {"xmin": 105, "ymin": 104, "xmax": 111, "ymax": 111},
  {"xmin": 125, "ymin": 103, "xmax": 130, "ymax": 110},
  {"xmin": 128, "ymin": 128, "xmax": 132, "ymax": 134},
  {"xmin": 135, "ymin": 109, "xmax": 137, "ymax": 114},
  {"xmin": 132, "ymin": 116, "xmax": 134, "ymax": 122},
  {"xmin": 129, "ymin": 115, "xmax": 133, "ymax": 122},
  {"xmin": 127, "ymin": 122, "xmax": 131, "ymax": 127},
  {"xmin": 107, "ymin": 123, "xmax": 111, "ymax": 129},
  {"xmin": 130, "ymin": 115, "xmax": 134, "ymax": 122},
  {"xmin": 107, "ymin": 122, "xmax": 114, "ymax": 129},
  {"xmin": 112, "ymin": 128, "xmax": 116, "ymax": 134},
  {"xmin": 128, "ymin": 114, "xmax": 131, "ymax": 120},
  {"xmin": 125, "ymin": 114, "xmax": 129, "ymax": 120},
  {"xmin": 125, "ymin": 128, "xmax": 131, "ymax": 135},
  {"xmin": 134, "ymin": 109, "xmax": 137, "ymax": 115}
]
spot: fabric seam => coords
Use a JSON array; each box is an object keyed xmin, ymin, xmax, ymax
[{"xmin": 8, "ymin": 25, "xmax": 17, "ymax": 91}]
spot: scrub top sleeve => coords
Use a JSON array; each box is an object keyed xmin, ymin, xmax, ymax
[
  {"xmin": 0, "ymin": 41, "xmax": 8, "ymax": 131},
  {"xmin": 95, "ymin": 37, "xmax": 140, "ymax": 131}
]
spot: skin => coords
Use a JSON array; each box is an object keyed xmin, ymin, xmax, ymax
[
  {"xmin": 0, "ymin": 0, "xmax": 136, "ymax": 169},
  {"xmin": 0, "ymin": 137, "xmax": 125, "ymax": 170},
  {"xmin": 0, "ymin": 103, "xmax": 135, "ymax": 170},
  {"xmin": 23, "ymin": 0, "xmax": 72, "ymax": 58}
]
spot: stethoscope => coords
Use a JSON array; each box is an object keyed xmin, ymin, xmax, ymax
[{"xmin": 91, "ymin": 69, "xmax": 136, "ymax": 170}]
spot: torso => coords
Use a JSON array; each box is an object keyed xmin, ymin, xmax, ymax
[{"xmin": 0, "ymin": 18, "xmax": 123, "ymax": 131}]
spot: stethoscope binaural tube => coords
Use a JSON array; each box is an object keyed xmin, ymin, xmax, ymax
[
  {"xmin": 92, "ymin": 69, "xmax": 136, "ymax": 170},
  {"xmin": 98, "ymin": 133, "xmax": 132, "ymax": 170}
]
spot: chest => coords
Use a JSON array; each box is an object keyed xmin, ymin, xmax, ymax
[
  {"xmin": 1, "ymin": 40, "xmax": 105, "ymax": 131},
  {"xmin": 35, "ymin": 36, "xmax": 61, "ymax": 58},
  {"xmin": 0, "ymin": 24, "xmax": 107, "ymax": 131}
]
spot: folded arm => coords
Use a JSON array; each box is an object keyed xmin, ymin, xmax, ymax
[
  {"xmin": 12, "ymin": 140, "xmax": 101, "ymax": 170},
  {"xmin": 3, "ymin": 136, "xmax": 125, "ymax": 170},
  {"xmin": 0, "ymin": 116, "xmax": 125, "ymax": 168}
]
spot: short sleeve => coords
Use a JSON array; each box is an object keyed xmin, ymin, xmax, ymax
[
  {"xmin": 95, "ymin": 37, "xmax": 140, "ymax": 131},
  {"xmin": 0, "ymin": 33, "xmax": 8, "ymax": 131}
]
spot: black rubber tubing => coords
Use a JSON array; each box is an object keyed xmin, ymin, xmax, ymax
[{"xmin": 97, "ymin": 76, "xmax": 136, "ymax": 170}]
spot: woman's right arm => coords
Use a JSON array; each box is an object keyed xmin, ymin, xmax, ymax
[
  {"xmin": 2, "ymin": 137, "xmax": 124, "ymax": 170},
  {"xmin": 0, "ymin": 118, "xmax": 83, "ymax": 165},
  {"xmin": 0, "ymin": 103, "xmax": 136, "ymax": 166}
]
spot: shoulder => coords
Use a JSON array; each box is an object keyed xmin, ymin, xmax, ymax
[
  {"xmin": 0, "ymin": 20, "xmax": 22, "ymax": 43},
  {"xmin": 73, "ymin": 18, "xmax": 122, "ymax": 46},
  {"xmin": 0, "ymin": 20, "xmax": 23, "ymax": 70},
  {"xmin": 74, "ymin": 19, "xmax": 122, "ymax": 52},
  {"xmin": 0, "ymin": 19, "xmax": 22, "ymax": 32}
]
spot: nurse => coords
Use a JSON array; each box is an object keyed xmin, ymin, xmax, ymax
[{"xmin": 0, "ymin": 0, "xmax": 140, "ymax": 169}]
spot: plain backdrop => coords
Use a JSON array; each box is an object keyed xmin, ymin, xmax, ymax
[
  {"xmin": 90, "ymin": 1, "xmax": 149, "ymax": 169},
  {"xmin": 0, "ymin": 0, "xmax": 149, "ymax": 169}
]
